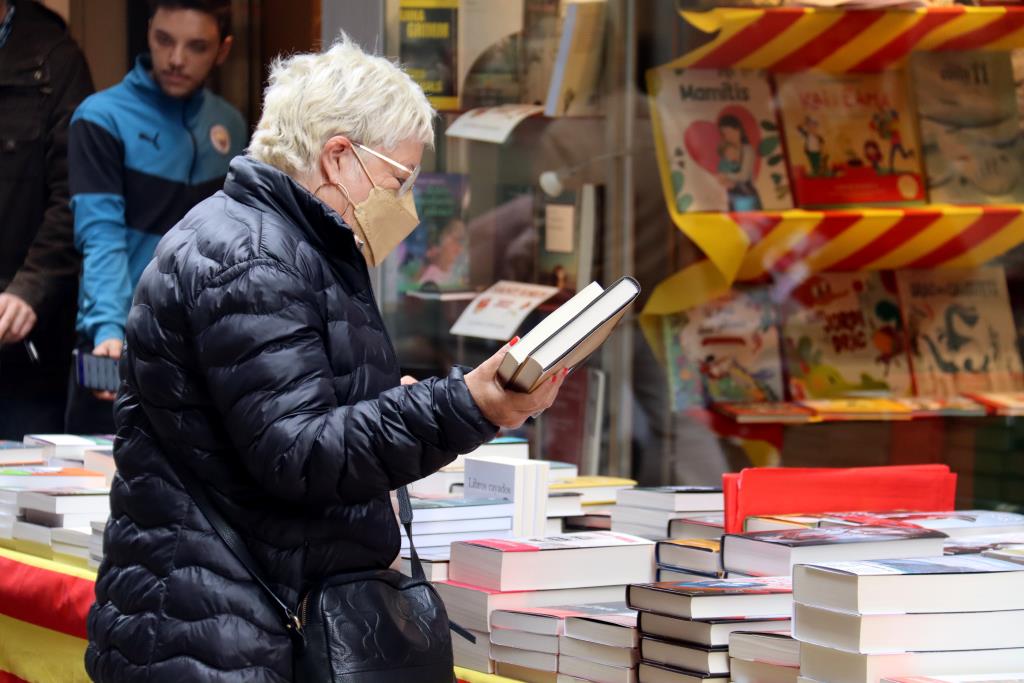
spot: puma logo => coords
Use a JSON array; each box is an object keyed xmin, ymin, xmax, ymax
[{"xmin": 138, "ymin": 131, "xmax": 160, "ymax": 150}]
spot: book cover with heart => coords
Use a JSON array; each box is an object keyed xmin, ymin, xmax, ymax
[
  {"xmin": 777, "ymin": 70, "xmax": 925, "ymax": 208},
  {"xmin": 782, "ymin": 271, "xmax": 912, "ymax": 400},
  {"xmin": 649, "ymin": 67, "xmax": 792, "ymax": 213}
]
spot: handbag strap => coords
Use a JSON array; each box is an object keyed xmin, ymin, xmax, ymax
[
  {"xmin": 168, "ymin": 457, "xmax": 307, "ymax": 649},
  {"xmin": 167, "ymin": 457, "xmax": 472, "ymax": 647}
]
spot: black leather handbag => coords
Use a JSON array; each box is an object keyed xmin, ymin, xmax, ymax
[{"xmin": 171, "ymin": 459, "xmax": 467, "ymax": 683}]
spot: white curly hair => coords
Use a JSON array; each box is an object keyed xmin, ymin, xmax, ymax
[{"xmin": 248, "ymin": 32, "xmax": 435, "ymax": 178}]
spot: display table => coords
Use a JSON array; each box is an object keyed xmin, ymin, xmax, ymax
[{"xmin": 0, "ymin": 547, "xmax": 522, "ymax": 683}]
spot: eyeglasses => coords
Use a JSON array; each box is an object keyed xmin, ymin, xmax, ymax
[{"xmin": 353, "ymin": 142, "xmax": 420, "ymax": 197}]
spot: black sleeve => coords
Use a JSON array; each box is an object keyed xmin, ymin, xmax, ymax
[
  {"xmin": 189, "ymin": 258, "xmax": 498, "ymax": 506},
  {"xmin": 5, "ymin": 38, "xmax": 94, "ymax": 313}
]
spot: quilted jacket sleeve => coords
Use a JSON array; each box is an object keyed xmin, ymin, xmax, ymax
[{"xmin": 189, "ymin": 257, "xmax": 497, "ymax": 506}]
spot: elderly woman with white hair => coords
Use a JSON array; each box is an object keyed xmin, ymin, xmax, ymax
[{"xmin": 85, "ymin": 36, "xmax": 564, "ymax": 683}]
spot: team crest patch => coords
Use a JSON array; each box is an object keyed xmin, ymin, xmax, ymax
[{"xmin": 210, "ymin": 124, "xmax": 231, "ymax": 154}]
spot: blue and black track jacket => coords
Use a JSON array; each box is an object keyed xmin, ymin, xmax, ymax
[{"xmin": 68, "ymin": 54, "xmax": 246, "ymax": 346}]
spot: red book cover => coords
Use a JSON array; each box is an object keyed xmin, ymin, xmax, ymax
[{"xmin": 722, "ymin": 465, "xmax": 957, "ymax": 533}]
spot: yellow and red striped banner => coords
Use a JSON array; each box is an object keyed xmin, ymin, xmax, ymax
[
  {"xmin": 0, "ymin": 549, "xmax": 96, "ymax": 683},
  {"xmin": 678, "ymin": 6, "xmax": 1024, "ymax": 72}
]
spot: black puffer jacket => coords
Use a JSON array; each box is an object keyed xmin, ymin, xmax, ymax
[{"xmin": 85, "ymin": 156, "xmax": 498, "ymax": 682}]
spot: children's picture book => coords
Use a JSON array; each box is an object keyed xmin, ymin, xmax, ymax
[
  {"xmin": 648, "ymin": 67, "xmax": 792, "ymax": 214},
  {"xmin": 395, "ymin": 173, "xmax": 470, "ymax": 294},
  {"xmin": 777, "ymin": 70, "xmax": 925, "ymax": 207},
  {"xmin": 911, "ymin": 51, "xmax": 1024, "ymax": 204},
  {"xmin": 782, "ymin": 272, "xmax": 912, "ymax": 400},
  {"xmin": 897, "ymin": 267, "xmax": 1024, "ymax": 396},
  {"xmin": 662, "ymin": 288, "xmax": 785, "ymax": 411}
]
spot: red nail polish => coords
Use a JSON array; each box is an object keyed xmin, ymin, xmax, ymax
[
  {"xmin": 509, "ymin": 336, "xmax": 520, "ymax": 347},
  {"xmin": 562, "ymin": 367, "xmax": 570, "ymax": 377}
]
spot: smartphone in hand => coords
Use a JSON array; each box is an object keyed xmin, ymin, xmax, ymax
[{"xmin": 73, "ymin": 349, "xmax": 120, "ymax": 392}]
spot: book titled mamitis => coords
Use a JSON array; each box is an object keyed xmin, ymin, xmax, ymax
[
  {"xmin": 777, "ymin": 70, "xmax": 924, "ymax": 207},
  {"xmin": 649, "ymin": 67, "xmax": 791, "ymax": 213},
  {"xmin": 663, "ymin": 288, "xmax": 785, "ymax": 410},
  {"xmin": 897, "ymin": 267, "xmax": 1024, "ymax": 396},
  {"xmin": 782, "ymin": 272, "xmax": 912, "ymax": 399},
  {"xmin": 911, "ymin": 51, "xmax": 1024, "ymax": 204}
]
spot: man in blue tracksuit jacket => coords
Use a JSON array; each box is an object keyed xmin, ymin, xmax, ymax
[{"xmin": 67, "ymin": 0, "xmax": 245, "ymax": 432}]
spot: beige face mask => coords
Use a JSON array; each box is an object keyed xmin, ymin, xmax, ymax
[{"xmin": 334, "ymin": 147, "xmax": 420, "ymax": 267}]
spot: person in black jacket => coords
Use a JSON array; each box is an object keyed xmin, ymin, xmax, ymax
[
  {"xmin": 0, "ymin": 0, "xmax": 93, "ymax": 439},
  {"xmin": 85, "ymin": 35, "xmax": 566, "ymax": 683}
]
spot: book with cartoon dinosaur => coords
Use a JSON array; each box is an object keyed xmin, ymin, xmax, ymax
[
  {"xmin": 782, "ymin": 272, "xmax": 912, "ymax": 400},
  {"xmin": 897, "ymin": 267, "xmax": 1024, "ymax": 397},
  {"xmin": 648, "ymin": 67, "xmax": 792, "ymax": 213},
  {"xmin": 776, "ymin": 70, "xmax": 925, "ymax": 207},
  {"xmin": 911, "ymin": 51, "xmax": 1024, "ymax": 204},
  {"xmin": 663, "ymin": 288, "xmax": 785, "ymax": 411}
]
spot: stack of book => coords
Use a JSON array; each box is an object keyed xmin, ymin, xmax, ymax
[
  {"xmin": 488, "ymin": 607, "xmax": 563, "ymax": 681},
  {"xmin": 400, "ymin": 494, "xmax": 515, "ymax": 557},
  {"xmin": 12, "ymin": 487, "xmax": 109, "ymax": 560},
  {"xmin": 463, "ymin": 456, "xmax": 550, "ymax": 536},
  {"xmin": 437, "ymin": 532, "xmax": 654, "ymax": 677},
  {"xmin": 0, "ymin": 488, "xmax": 17, "ymax": 540},
  {"xmin": 656, "ymin": 538, "xmax": 727, "ymax": 583},
  {"xmin": 88, "ymin": 519, "xmax": 105, "ymax": 569},
  {"xmin": 729, "ymin": 631, "xmax": 800, "ymax": 683},
  {"xmin": 626, "ymin": 576, "xmax": 794, "ymax": 683},
  {"xmin": 552, "ymin": 476, "xmax": 637, "ymax": 506},
  {"xmin": 23, "ymin": 434, "xmax": 113, "ymax": 467},
  {"xmin": 0, "ymin": 441, "xmax": 44, "ymax": 466},
  {"xmin": 409, "ymin": 437, "xmax": 529, "ymax": 497},
  {"xmin": 611, "ymin": 487, "xmax": 724, "ymax": 540},
  {"xmin": 792, "ymin": 556, "xmax": 1024, "ymax": 683},
  {"xmin": 719, "ymin": 526, "xmax": 949, "ymax": 577},
  {"xmin": 558, "ymin": 603, "xmax": 640, "ymax": 683}
]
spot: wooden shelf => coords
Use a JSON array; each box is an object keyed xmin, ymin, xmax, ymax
[{"xmin": 677, "ymin": 6, "xmax": 1024, "ymax": 72}]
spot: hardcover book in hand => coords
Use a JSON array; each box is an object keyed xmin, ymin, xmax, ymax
[{"xmin": 498, "ymin": 277, "xmax": 641, "ymax": 393}]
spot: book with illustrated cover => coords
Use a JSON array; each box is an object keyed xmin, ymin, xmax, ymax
[
  {"xmin": 824, "ymin": 510, "xmax": 1024, "ymax": 538},
  {"xmin": 663, "ymin": 288, "xmax": 785, "ymax": 411},
  {"xmin": 627, "ymin": 576, "xmax": 793, "ymax": 621},
  {"xmin": 649, "ymin": 67, "xmax": 792, "ymax": 213},
  {"xmin": 722, "ymin": 526, "xmax": 948, "ymax": 577},
  {"xmin": 897, "ymin": 267, "xmax": 1024, "ymax": 396},
  {"xmin": 545, "ymin": 0, "xmax": 607, "ymax": 117},
  {"xmin": 800, "ymin": 397, "xmax": 914, "ymax": 421},
  {"xmin": 782, "ymin": 272, "xmax": 912, "ymax": 400},
  {"xmin": 777, "ymin": 70, "xmax": 925, "ymax": 207},
  {"xmin": 396, "ymin": 173, "xmax": 469, "ymax": 295},
  {"xmin": 711, "ymin": 402, "xmax": 817, "ymax": 424},
  {"xmin": 911, "ymin": 51, "xmax": 1024, "ymax": 204},
  {"xmin": 458, "ymin": 0, "xmax": 524, "ymax": 109},
  {"xmin": 398, "ymin": 1, "xmax": 458, "ymax": 110}
]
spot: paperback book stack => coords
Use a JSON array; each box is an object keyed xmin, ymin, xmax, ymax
[
  {"xmin": 626, "ymin": 575, "xmax": 794, "ymax": 683},
  {"xmin": 729, "ymin": 631, "xmax": 800, "ymax": 683},
  {"xmin": 719, "ymin": 526, "xmax": 949, "ymax": 577},
  {"xmin": 792, "ymin": 556, "xmax": 1024, "ymax": 683},
  {"xmin": 0, "ymin": 441, "xmax": 43, "ymax": 466},
  {"xmin": 656, "ymin": 537, "xmax": 729, "ymax": 584},
  {"xmin": 438, "ymin": 532, "xmax": 654, "ymax": 677},
  {"xmin": 400, "ymin": 494, "xmax": 516, "ymax": 557},
  {"xmin": 88, "ymin": 519, "xmax": 106, "ymax": 569},
  {"xmin": 612, "ymin": 487, "xmax": 724, "ymax": 541},
  {"xmin": 558, "ymin": 603, "xmax": 640, "ymax": 683},
  {"xmin": 409, "ymin": 437, "xmax": 529, "ymax": 497},
  {"xmin": 0, "ymin": 488, "xmax": 17, "ymax": 541},
  {"xmin": 12, "ymin": 487, "xmax": 109, "ymax": 561},
  {"xmin": 23, "ymin": 434, "xmax": 113, "ymax": 467}
]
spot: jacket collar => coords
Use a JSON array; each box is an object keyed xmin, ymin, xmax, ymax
[
  {"xmin": 125, "ymin": 54, "xmax": 206, "ymax": 121},
  {"xmin": 223, "ymin": 155, "xmax": 359, "ymax": 257}
]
